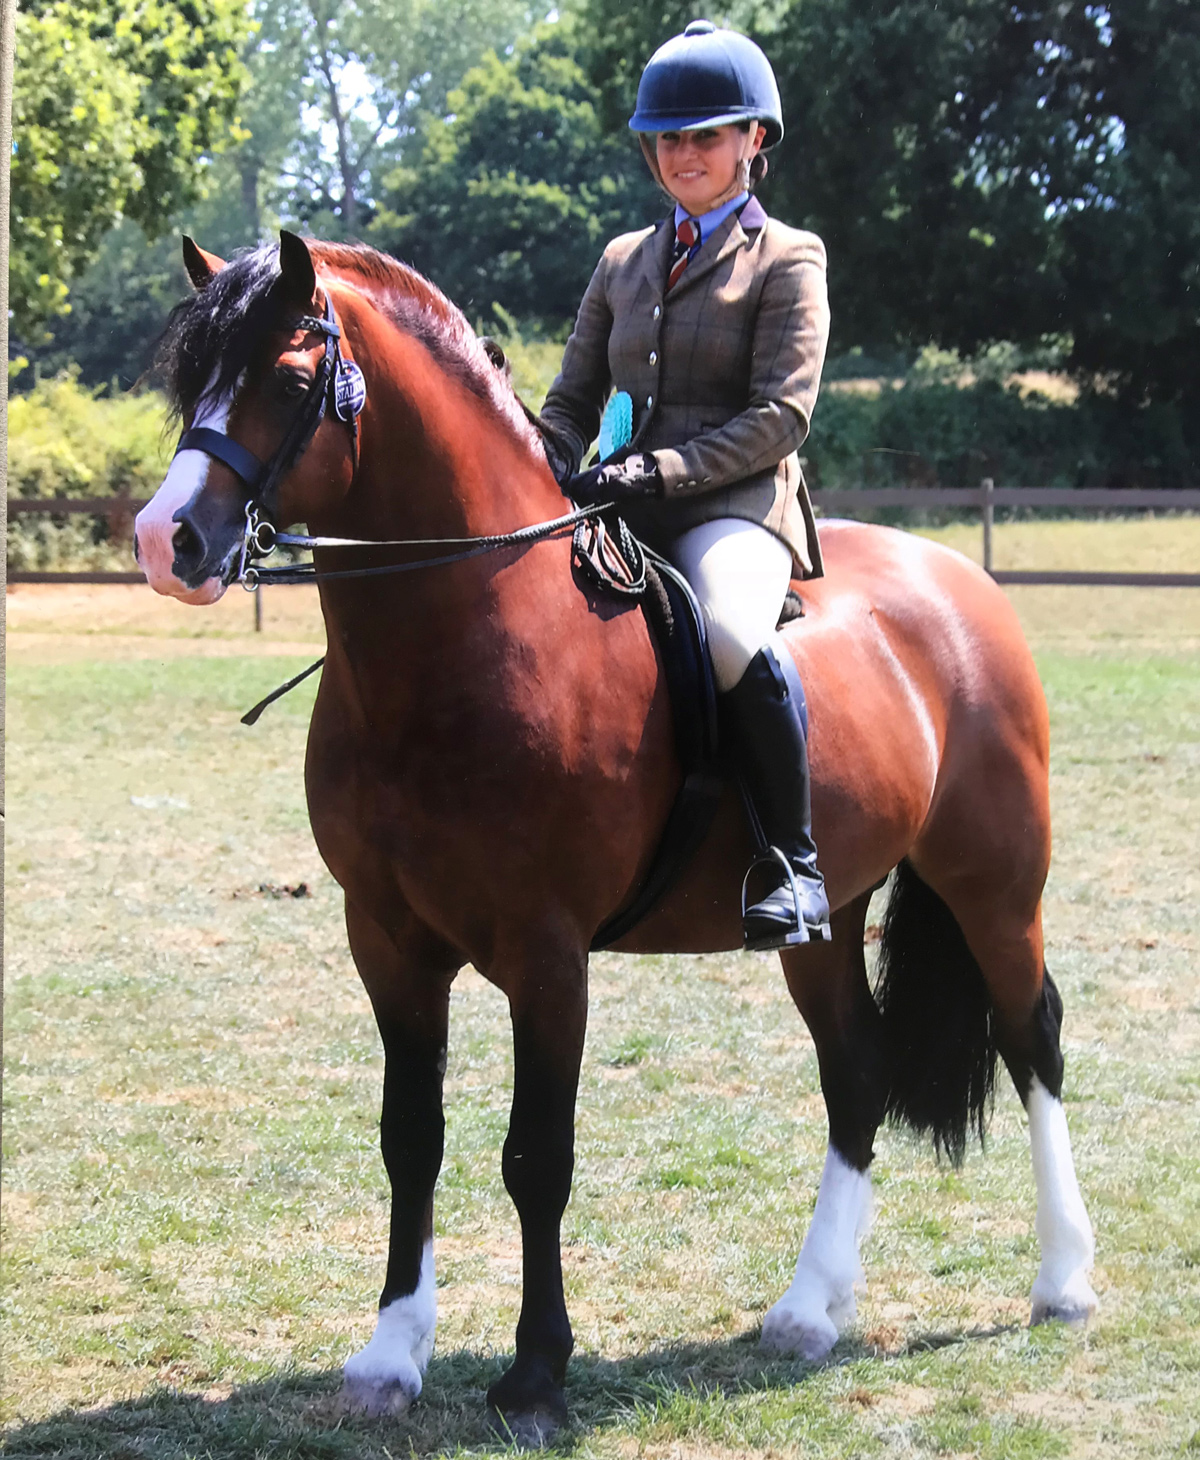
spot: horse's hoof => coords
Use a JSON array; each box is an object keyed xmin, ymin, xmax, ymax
[
  {"xmin": 487, "ymin": 1403, "xmax": 566, "ymax": 1448},
  {"xmin": 486, "ymin": 1353, "xmax": 568, "ymax": 1444},
  {"xmin": 1031, "ymin": 1272, "xmax": 1098, "ymax": 1328},
  {"xmin": 1031, "ymin": 1294, "xmax": 1099, "ymax": 1327},
  {"xmin": 339, "ymin": 1375, "xmax": 418, "ymax": 1416},
  {"xmin": 760, "ymin": 1298, "xmax": 839, "ymax": 1360}
]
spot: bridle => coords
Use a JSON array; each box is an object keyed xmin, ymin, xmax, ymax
[
  {"xmin": 176, "ymin": 289, "xmax": 355, "ymax": 524},
  {"xmin": 174, "ymin": 279, "xmax": 619, "ymax": 592}
]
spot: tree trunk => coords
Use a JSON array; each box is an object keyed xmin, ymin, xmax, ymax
[
  {"xmin": 316, "ymin": 26, "xmax": 357, "ymax": 233},
  {"xmin": 240, "ymin": 155, "xmax": 261, "ymax": 240}
]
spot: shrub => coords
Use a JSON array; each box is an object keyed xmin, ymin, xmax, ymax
[
  {"xmin": 7, "ymin": 373, "xmax": 172, "ymax": 572},
  {"xmin": 806, "ymin": 369, "xmax": 1198, "ymax": 492}
]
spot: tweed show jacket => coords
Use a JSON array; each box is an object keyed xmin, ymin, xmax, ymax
[{"xmin": 540, "ymin": 195, "xmax": 830, "ymax": 577}]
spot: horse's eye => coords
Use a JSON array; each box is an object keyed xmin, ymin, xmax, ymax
[{"xmin": 277, "ymin": 370, "xmax": 310, "ymax": 399}]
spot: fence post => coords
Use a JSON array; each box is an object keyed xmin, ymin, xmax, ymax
[
  {"xmin": 254, "ymin": 584, "xmax": 263, "ymax": 632},
  {"xmin": 981, "ymin": 477, "xmax": 995, "ymax": 574}
]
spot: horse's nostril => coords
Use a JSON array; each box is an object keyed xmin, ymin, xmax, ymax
[
  {"xmin": 133, "ymin": 531, "xmax": 141, "ymax": 563},
  {"xmin": 173, "ymin": 518, "xmax": 203, "ymax": 565}
]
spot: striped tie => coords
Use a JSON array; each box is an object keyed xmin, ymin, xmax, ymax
[{"xmin": 667, "ymin": 217, "xmax": 700, "ymax": 291}]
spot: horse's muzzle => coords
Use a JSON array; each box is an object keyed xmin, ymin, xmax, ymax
[{"xmin": 135, "ymin": 453, "xmax": 243, "ymax": 604}]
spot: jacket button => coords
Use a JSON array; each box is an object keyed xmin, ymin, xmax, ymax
[
  {"xmin": 646, "ymin": 395, "xmax": 654, "ymax": 409},
  {"xmin": 653, "ymin": 304, "xmax": 661, "ymax": 319},
  {"xmin": 649, "ymin": 350, "xmax": 658, "ymax": 365}
]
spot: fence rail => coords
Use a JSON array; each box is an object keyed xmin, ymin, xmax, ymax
[{"xmin": 7, "ymin": 484, "xmax": 1200, "ymax": 590}]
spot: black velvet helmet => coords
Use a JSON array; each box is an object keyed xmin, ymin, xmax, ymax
[{"xmin": 628, "ymin": 19, "xmax": 784, "ymax": 148}]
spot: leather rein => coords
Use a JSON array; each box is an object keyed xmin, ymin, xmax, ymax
[{"xmin": 174, "ymin": 282, "xmax": 622, "ymax": 592}]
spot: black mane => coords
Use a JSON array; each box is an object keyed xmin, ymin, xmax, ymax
[
  {"xmin": 156, "ymin": 244, "xmax": 285, "ymax": 422},
  {"xmin": 154, "ymin": 240, "xmax": 543, "ymax": 456}
]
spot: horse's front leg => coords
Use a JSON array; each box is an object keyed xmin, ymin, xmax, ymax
[
  {"xmin": 486, "ymin": 939, "xmax": 588, "ymax": 1444},
  {"xmin": 340, "ymin": 899, "xmax": 460, "ymax": 1414}
]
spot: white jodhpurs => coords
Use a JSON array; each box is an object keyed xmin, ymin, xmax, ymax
[{"xmin": 665, "ymin": 518, "xmax": 794, "ymax": 692}]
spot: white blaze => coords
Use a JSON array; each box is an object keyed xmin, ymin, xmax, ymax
[{"xmin": 135, "ymin": 382, "xmax": 237, "ymax": 603}]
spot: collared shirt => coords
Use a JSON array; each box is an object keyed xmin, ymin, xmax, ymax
[{"xmin": 673, "ymin": 191, "xmax": 751, "ymax": 247}]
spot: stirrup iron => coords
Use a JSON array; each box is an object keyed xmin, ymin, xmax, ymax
[{"xmin": 740, "ymin": 845, "xmax": 832, "ymax": 950}]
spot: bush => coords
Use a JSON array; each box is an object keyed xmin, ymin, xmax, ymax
[
  {"xmin": 806, "ymin": 361, "xmax": 1199, "ymax": 492},
  {"xmin": 7, "ymin": 373, "xmax": 172, "ymax": 571}
]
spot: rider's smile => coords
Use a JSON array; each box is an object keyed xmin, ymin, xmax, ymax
[{"xmin": 655, "ymin": 123, "xmax": 766, "ymax": 215}]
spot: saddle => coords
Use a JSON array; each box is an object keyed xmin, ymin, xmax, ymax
[{"xmin": 573, "ymin": 513, "xmax": 803, "ymax": 951}]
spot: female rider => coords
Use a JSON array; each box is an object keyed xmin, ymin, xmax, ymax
[{"xmin": 539, "ymin": 19, "xmax": 832, "ymax": 950}]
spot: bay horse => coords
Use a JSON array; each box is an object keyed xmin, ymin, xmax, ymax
[{"xmin": 135, "ymin": 232, "xmax": 1097, "ymax": 1441}]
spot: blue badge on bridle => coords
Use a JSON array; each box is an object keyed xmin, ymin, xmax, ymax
[{"xmin": 335, "ymin": 359, "xmax": 367, "ymax": 421}]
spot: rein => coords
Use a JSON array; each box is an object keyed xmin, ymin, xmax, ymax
[
  {"xmin": 175, "ymin": 277, "xmax": 625, "ymax": 592},
  {"xmin": 238, "ymin": 501, "xmax": 618, "ymax": 588}
]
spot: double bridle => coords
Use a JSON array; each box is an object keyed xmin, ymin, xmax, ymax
[{"xmin": 175, "ymin": 282, "xmax": 612, "ymax": 591}]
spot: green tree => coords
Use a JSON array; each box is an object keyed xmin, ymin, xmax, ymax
[
  {"xmin": 11, "ymin": 0, "xmax": 252, "ymax": 335},
  {"xmin": 373, "ymin": 22, "xmax": 659, "ymax": 324},
  {"xmin": 259, "ymin": 0, "xmax": 536, "ymax": 236},
  {"xmin": 576, "ymin": 0, "xmax": 1200, "ymax": 449}
]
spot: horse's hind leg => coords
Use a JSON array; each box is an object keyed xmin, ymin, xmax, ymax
[
  {"xmin": 963, "ymin": 898, "xmax": 1097, "ymax": 1323},
  {"xmin": 340, "ymin": 901, "xmax": 459, "ymax": 1414},
  {"xmin": 910, "ymin": 856, "xmax": 1098, "ymax": 1326},
  {"xmin": 760, "ymin": 891, "xmax": 888, "ymax": 1359}
]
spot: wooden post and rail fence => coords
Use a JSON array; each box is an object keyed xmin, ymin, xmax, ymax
[{"xmin": 8, "ymin": 483, "xmax": 1200, "ymax": 626}]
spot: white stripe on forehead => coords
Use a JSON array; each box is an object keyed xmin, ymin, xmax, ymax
[{"xmin": 135, "ymin": 372, "xmax": 243, "ymax": 603}]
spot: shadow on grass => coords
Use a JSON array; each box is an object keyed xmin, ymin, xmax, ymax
[{"xmin": 1, "ymin": 1324, "xmax": 1022, "ymax": 1459}]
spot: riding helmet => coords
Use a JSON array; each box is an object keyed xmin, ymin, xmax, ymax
[{"xmin": 628, "ymin": 19, "xmax": 784, "ymax": 148}]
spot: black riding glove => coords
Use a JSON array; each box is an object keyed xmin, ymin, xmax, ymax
[{"xmin": 567, "ymin": 452, "xmax": 662, "ymax": 507}]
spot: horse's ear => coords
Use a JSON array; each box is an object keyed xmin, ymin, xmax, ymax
[
  {"xmin": 182, "ymin": 236, "xmax": 226, "ymax": 289},
  {"xmin": 278, "ymin": 230, "xmax": 317, "ymax": 308}
]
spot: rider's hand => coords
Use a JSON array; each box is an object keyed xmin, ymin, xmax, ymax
[{"xmin": 567, "ymin": 453, "xmax": 662, "ymax": 507}]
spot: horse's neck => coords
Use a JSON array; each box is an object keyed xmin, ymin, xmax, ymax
[
  {"xmin": 314, "ymin": 299, "xmax": 560, "ymax": 543},
  {"xmin": 311, "ymin": 303, "xmax": 571, "ymax": 695}
]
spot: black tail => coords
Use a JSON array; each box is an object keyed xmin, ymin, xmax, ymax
[{"xmin": 874, "ymin": 860, "xmax": 997, "ymax": 1166}]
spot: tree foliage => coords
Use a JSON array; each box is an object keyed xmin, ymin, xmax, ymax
[
  {"xmin": 372, "ymin": 24, "xmax": 659, "ymax": 323},
  {"xmin": 11, "ymin": 0, "xmax": 252, "ymax": 333},
  {"xmin": 254, "ymin": 0, "xmax": 535, "ymax": 236},
  {"xmin": 17, "ymin": 0, "xmax": 1199, "ymax": 467},
  {"xmin": 575, "ymin": 0, "xmax": 1200, "ymax": 439}
]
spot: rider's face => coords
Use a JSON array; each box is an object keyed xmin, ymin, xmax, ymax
[{"xmin": 655, "ymin": 123, "xmax": 766, "ymax": 215}]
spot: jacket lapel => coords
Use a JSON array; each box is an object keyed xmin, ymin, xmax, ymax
[
  {"xmin": 667, "ymin": 199, "xmax": 764, "ymax": 303},
  {"xmin": 642, "ymin": 217, "xmax": 674, "ymax": 304}
]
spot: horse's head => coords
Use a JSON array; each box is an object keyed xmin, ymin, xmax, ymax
[{"xmin": 136, "ymin": 232, "xmax": 363, "ymax": 603}]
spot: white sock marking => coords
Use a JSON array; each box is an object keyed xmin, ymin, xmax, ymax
[
  {"xmin": 343, "ymin": 1240, "xmax": 437, "ymax": 1410},
  {"xmin": 135, "ymin": 381, "xmax": 236, "ymax": 603},
  {"xmin": 1027, "ymin": 1076, "xmax": 1098, "ymax": 1322},
  {"xmin": 761, "ymin": 1146, "xmax": 872, "ymax": 1359}
]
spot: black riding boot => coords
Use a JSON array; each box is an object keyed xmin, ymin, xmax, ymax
[{"xmin": 722, "ymin": 643, "xmax": 831, "ymax": 949}]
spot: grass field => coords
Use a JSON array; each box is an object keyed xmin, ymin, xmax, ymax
[{"xmin": 4, "ymin": 518, "xmax": 1200, "ymax": 1459}]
